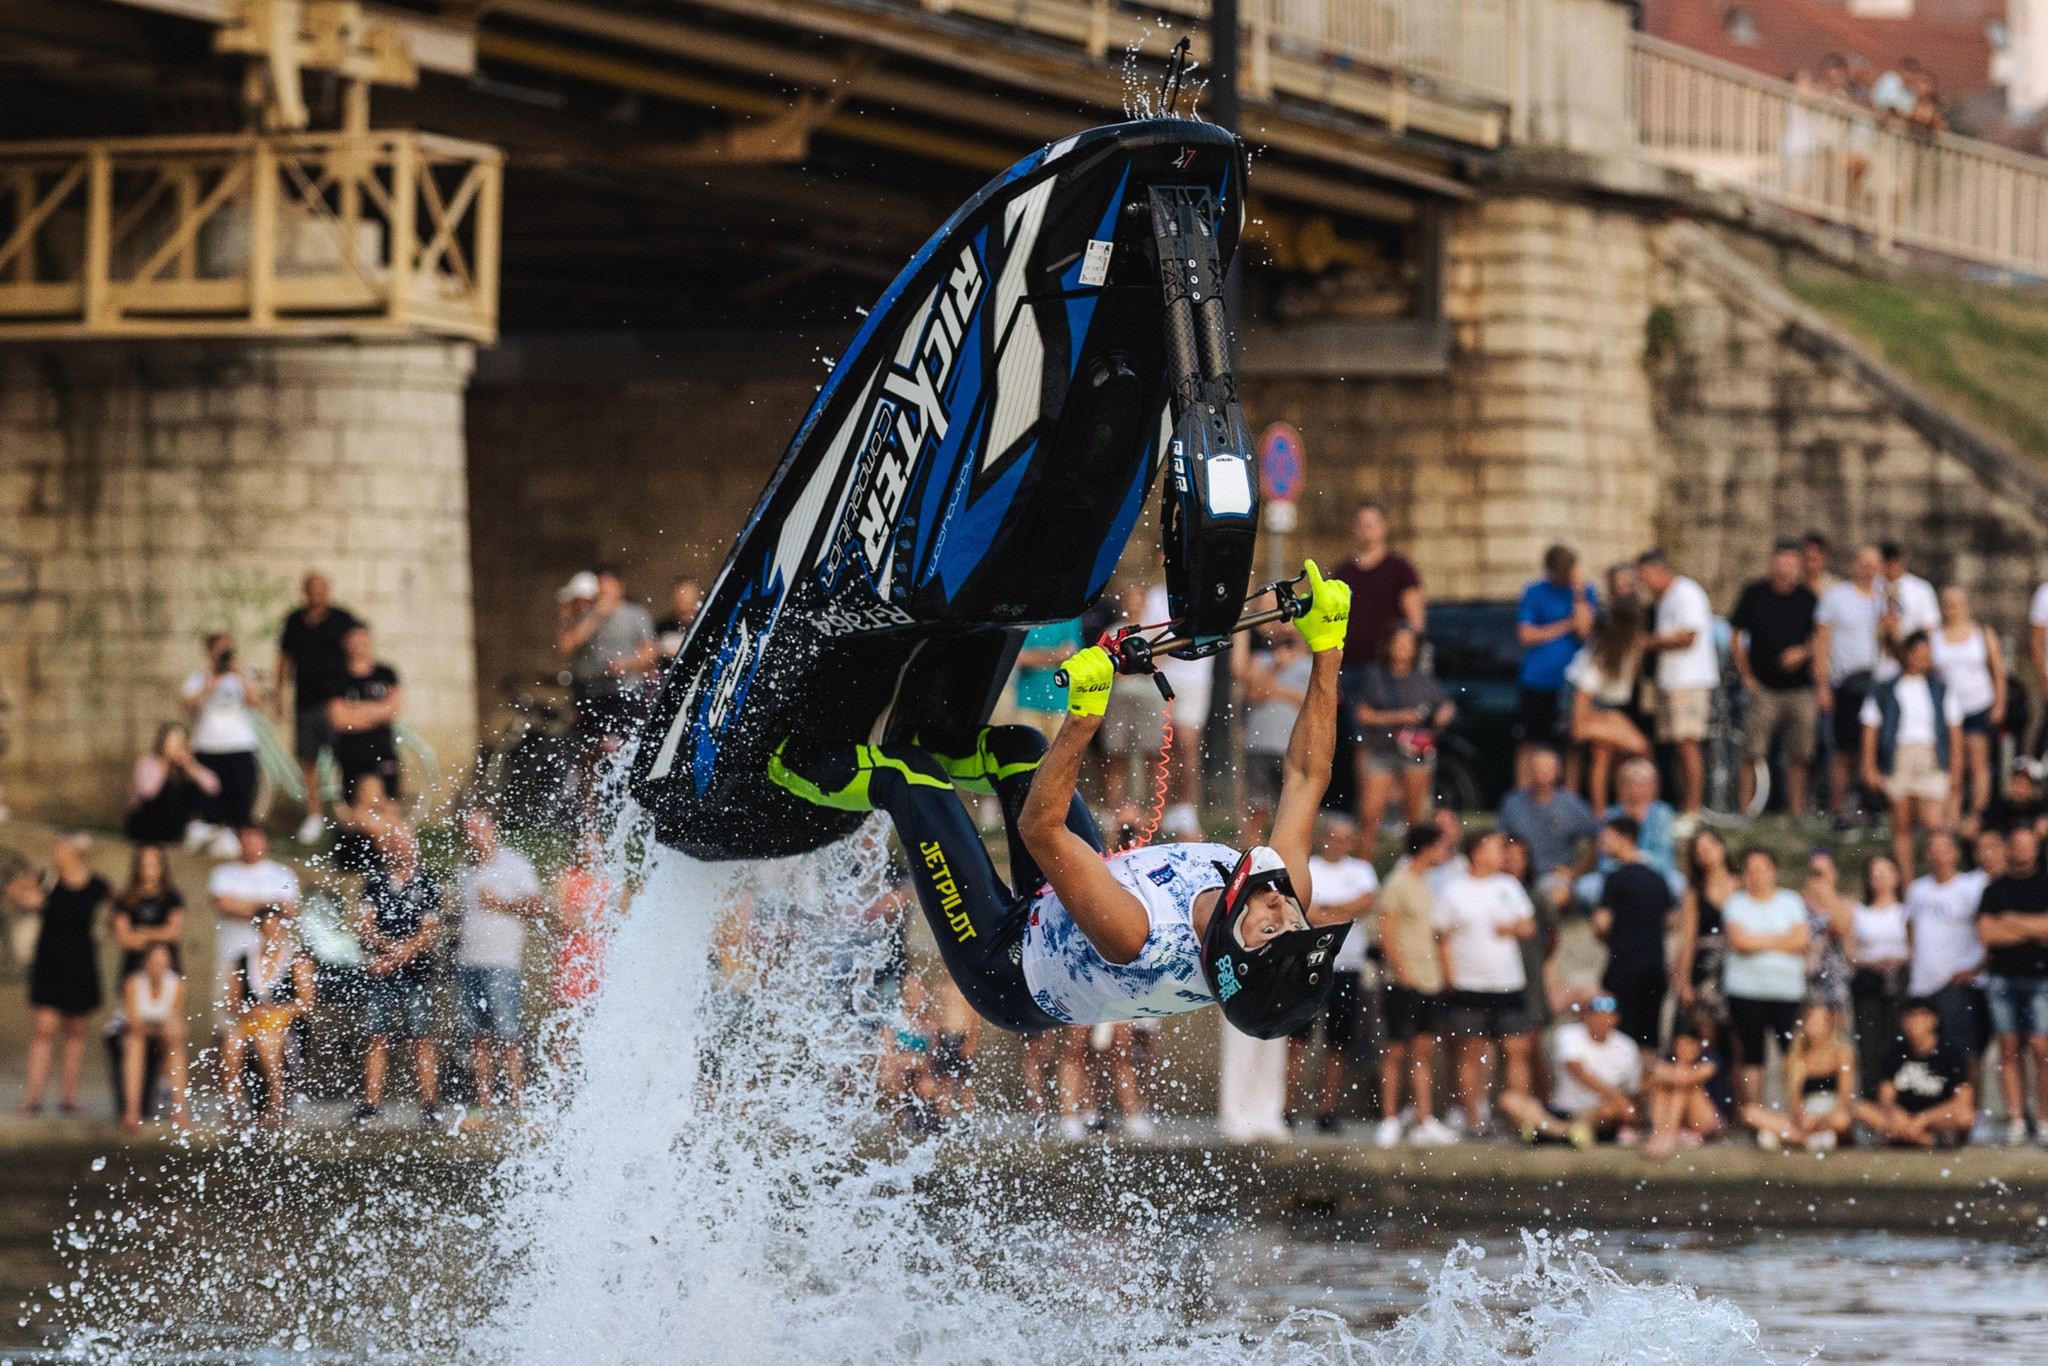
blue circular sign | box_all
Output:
[1258,422,1305,502]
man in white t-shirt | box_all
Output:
[1499,995,1642,1147]
[1905,830,1991,1091]
[206,827,300,993]
[1288,817,1380,1132]
[1432,829,1536,1133]
[453,810,543,1115]
[1860,631,1965,879]
[1637,550,1717,816]
[1878,543,1941,671]
[1815,545,1887,823]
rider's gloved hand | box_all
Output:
[1061,646,1115,718]
[1295,559,1352,655]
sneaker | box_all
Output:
[1518,1120,1540,1145]
[1804,1130,1838,1153]
[1028,1111,1053,1140]
[208,827,242,860]
[419,1104,445,1129]
[183,820,215,852]
[2035,1124,2048,1149]
[296,814,325,845]
[1372,1116,1404,1149]
[1444,1108,1470,1135]
[1060,1116,1088,1142]
[1615,1126,1643,1148]
[349,1103,379,1126]
[1408,1117,1461,1147]
[2008,1120,2032,1148]
[1313,1112,1340,1135]
[1970,1115,1997,1147]
[1756,1128,1781,1152]
[1566,1119,1596,1150]
[1124,1113,1156,1140]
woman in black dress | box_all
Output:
[10,834,110,1115]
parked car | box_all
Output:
[1422,600,1521,811]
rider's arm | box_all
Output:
[1277,652,1342,920]
[1017,709,1150,964]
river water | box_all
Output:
[2,828,2044,1363]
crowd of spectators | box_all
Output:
[2,565,654,1133]
[18,522,2048,1162]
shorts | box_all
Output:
[1099,685,1167,757]
[1829,673,1873,755]
[1382,984,1441,1043]
[1514,688,1561,746]
[1443,989,1532,1040]
[1655,686,1711,744]
[1885,743,1949,806]
[1242,751,1285,811]
[1601,963,1668,1052]
[455,964,522,1040]
[1744,687,1818,766]
[341,753,401,802]
[294,706,334,763]
[1985,976,2048,1040]
[1924,981,1990,1057]
[1961,708,1994,737]
[1289,971,1366,1056]
[1727,994,1800,1065]
[363,972,435,1041]
[1364,743,1434,777]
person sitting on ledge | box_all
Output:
[1498,994,1642,1149]
[1852,999,1974,1148]
[1640,1015,1725,1161]
[769,562,1370,1041]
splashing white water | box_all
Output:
[35,818,1769,1364]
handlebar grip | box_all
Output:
[1053,668,1069,688]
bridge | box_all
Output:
[2,0,2047,820]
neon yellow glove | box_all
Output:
[1061,645,1115,718]
[1295,559,1352,654]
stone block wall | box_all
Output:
[0,341,477,823]
[1252,195,1660,600]
[1646,222,2048,631]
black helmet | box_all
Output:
[1199,846,1351,1040]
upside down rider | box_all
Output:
[768,561,1364,1039]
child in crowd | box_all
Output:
[119,942,189,1131]
[1742,1002,1856,1152]
[1642,1017,1725,1160]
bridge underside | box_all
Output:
[1,0,1485,330]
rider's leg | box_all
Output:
[772,740,1054,1031]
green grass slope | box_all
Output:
[1786,273,2048,463]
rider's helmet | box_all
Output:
[1199,845,1350,1040]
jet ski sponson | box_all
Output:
[634,121,1255,860]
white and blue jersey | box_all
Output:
[1019,841,1235,1025]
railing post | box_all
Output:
[82,147,112,329]
[250,137,278,325]
[474,152,502,337]
[1246,0,1271,100]
[388,133,416,328]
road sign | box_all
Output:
[1258,422,1304,502]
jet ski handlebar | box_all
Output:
[1053,574,1310,696]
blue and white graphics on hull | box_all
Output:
[831,245,987,594]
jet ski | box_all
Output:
[633,117,1261,860]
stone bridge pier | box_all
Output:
[0,342,477,824]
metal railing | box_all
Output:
[1630,32,2048,278]
[0,129,502,341]
[923,0,1512,145]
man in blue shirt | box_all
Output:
[1515,545,1597,767]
